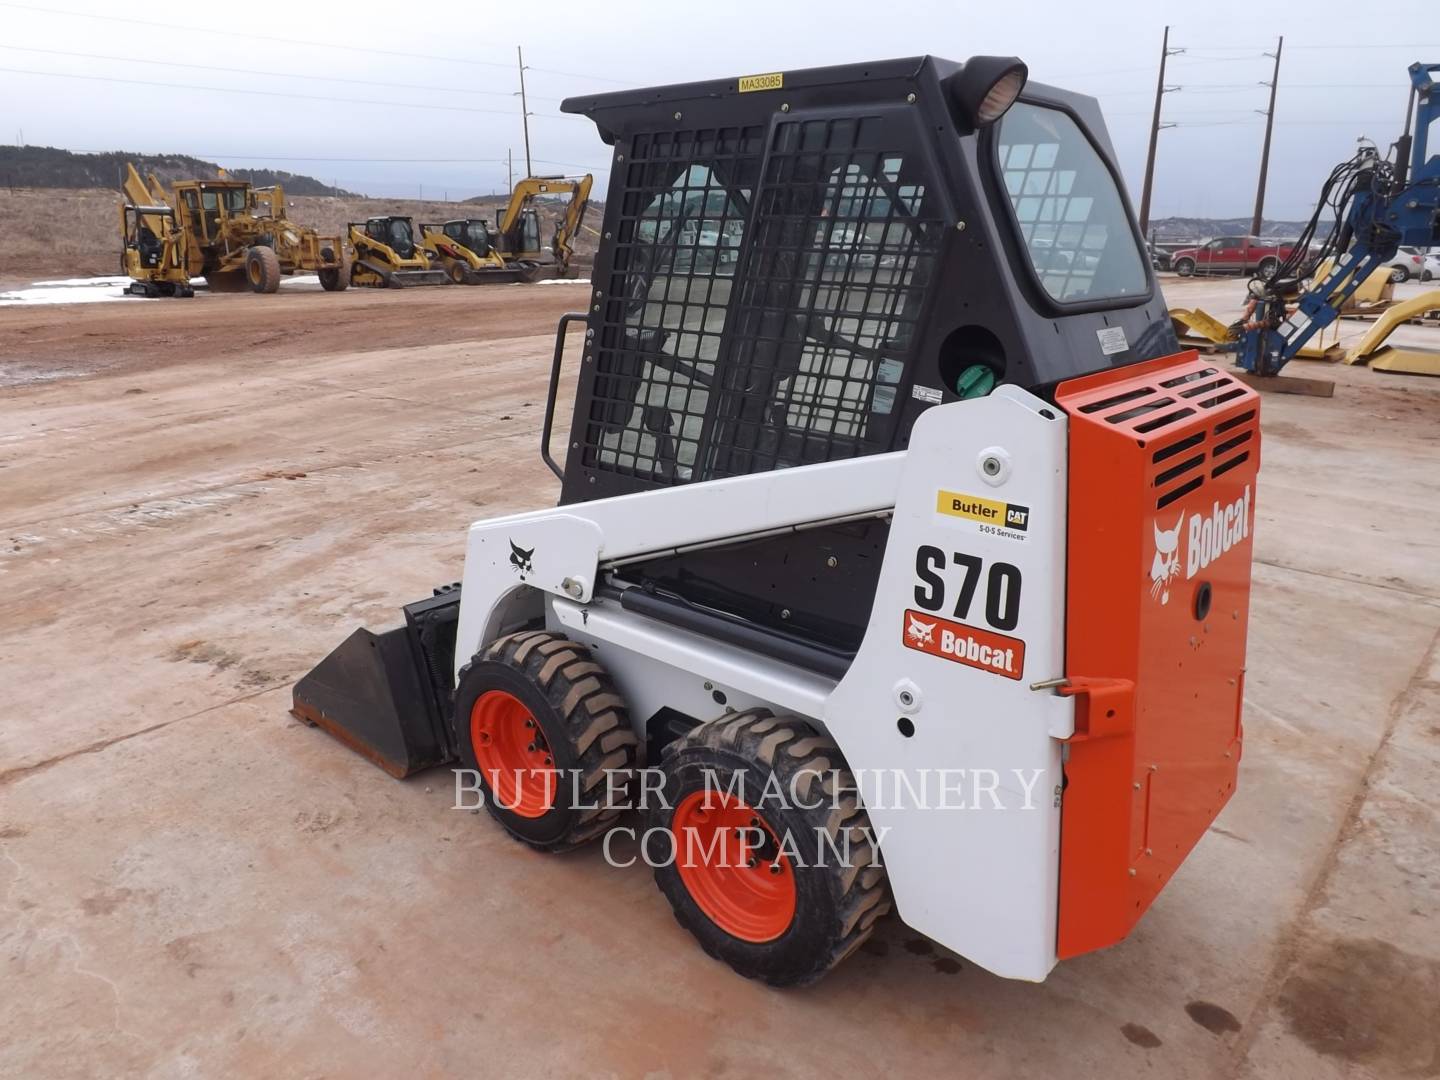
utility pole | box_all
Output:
[1250,36,1283,238]
[517,46,533,179]
[1138,25,1182,236]
[507,148,513,192]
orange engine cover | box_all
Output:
[1054,351,1259,959]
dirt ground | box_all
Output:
[2,276,1438,1078]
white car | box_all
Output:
[1387,246,1439,283]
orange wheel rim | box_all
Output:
[470,690,556,819]
[672,791,796,942]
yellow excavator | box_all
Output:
[120,164,349,294]
[119,185,193,298]
[491,174,593,282]
[347,216,451,288]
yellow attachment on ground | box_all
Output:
[1345,289,1440,376]
[1309,258,1394,312]
[1169,307,1234,345]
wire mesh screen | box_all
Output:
[582,112,940,487]
[586,127,763,483]
[705,116,941,478]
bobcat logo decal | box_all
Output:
[1150,513,1183,604]
[508,539,535,576]
[906,613,936,646]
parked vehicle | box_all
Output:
[1146,241,1171,271]
[1386,246,1438,282]
[1170,235,1301,278]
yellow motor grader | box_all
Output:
[121,164,349,294]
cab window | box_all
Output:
[996,102,1147,304]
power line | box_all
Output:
[0,43,566,102]
[0,66,588,119]
[528,65,636,87]
[70,150,612,172]
[0,0,629,85]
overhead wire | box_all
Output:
[0,0,633,84]
[0,66,589,119]
[0,43,566,102]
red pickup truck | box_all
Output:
[1170,236,1300,277]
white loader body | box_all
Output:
[456,387,1073,980]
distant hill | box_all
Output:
[0,145,355,196]
[1149,215,1329,242]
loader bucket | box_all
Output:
[390,268,452,288]
[291,587,461,778]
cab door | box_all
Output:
[1197,239,1222,274]
[1216,237,1245,272]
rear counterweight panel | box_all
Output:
[1055,351,1259,957]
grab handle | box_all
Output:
[542,312,588,480]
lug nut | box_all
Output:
[524,719,535,729]
[768,861,782,875]
[528,742,538,753]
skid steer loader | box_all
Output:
[417,219,526,284]
[348,216,451,288]
[293,55,1259,986]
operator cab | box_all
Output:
[176,182,248,243]
[494,207,542,256]
[558,55,1174,506]
[443,219,493,254]
[552,54,1177,650]
[123,205,174,268]
[365,216,417,259]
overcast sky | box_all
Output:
[0,0,1431,220]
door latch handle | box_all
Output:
[1050,675,1135,741]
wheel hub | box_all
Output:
[672,791,796,942]
[469,690,556,818]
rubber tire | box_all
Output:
[647,709,891,986]
[1174,257,1196,278]
[318,252,350,292]
[446,261,468,285]
[1256,256,1280,279]
[454,631,639,852]
[1389,266,1410,284]
[245,246,282,294]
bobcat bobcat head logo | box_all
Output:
[1150,513,1184,604]
[508,539,534,576]
[906,613,936,646]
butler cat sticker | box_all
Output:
[936,489,1030,540]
